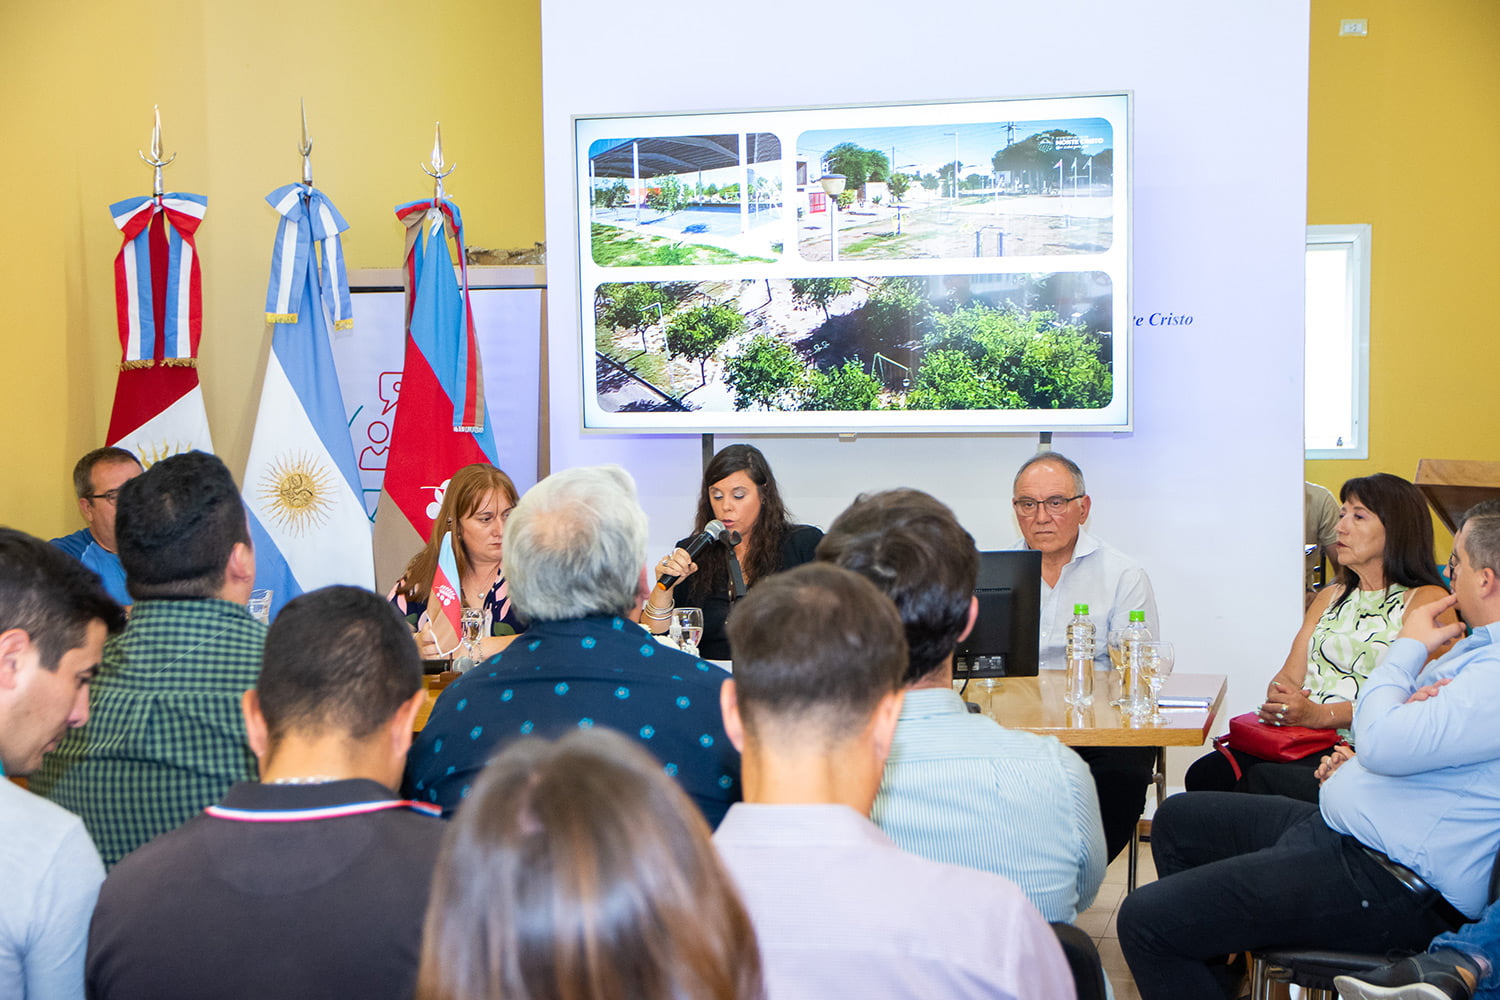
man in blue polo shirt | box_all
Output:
[50,447,142,608]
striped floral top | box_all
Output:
[1306,583,1410,741]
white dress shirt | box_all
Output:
[1012,526,1159,670]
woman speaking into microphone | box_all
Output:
[641,445,822,660]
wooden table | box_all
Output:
[415,673,457,731]
[960,671,1227,746]
[961,670,1227,891]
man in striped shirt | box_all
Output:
[819,488,1107,923]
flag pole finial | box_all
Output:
[298,98,314,186]
[421,121,455,202]
[138,104,177,198]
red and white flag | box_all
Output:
[372,198,501,584]
[429,530,465,656]
[106,193,214,462]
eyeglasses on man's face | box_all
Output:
[86,489,122,506]
[1011,494,1085,517]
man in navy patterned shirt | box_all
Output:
[403,465,740,826]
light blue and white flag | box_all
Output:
[243,184,373,618]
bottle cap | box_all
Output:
[1073,604,1089,615]
[1129,610,1146,622]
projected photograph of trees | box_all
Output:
[593,272,1113,413]
[795,119,1113,262]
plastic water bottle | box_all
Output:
[1122,609,1153,713]
[1065,604,1095,706]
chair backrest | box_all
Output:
[1051,922,1106,1000]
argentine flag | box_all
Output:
[243,184,373,619]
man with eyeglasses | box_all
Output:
[1011,450,1159,861]
[50,447,143,608]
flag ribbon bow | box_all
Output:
[395,198,485,433]
[264,183,353,330]
[109,193,208,368]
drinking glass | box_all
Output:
[247,589,273,624]
[673,607,705,655]
[456,608,485,673]
[1106,628,1130,707]
[1138,641,1176,725]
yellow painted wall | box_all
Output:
[0,0,543,538]
[1306,1,1500,552]
[8,2,1482,549]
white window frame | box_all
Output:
[1305,223,1371,460]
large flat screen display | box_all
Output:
[574,93,1130,432]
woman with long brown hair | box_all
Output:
[1185,472,1457,799]
[643,444,822,660]
[388,462,522,660]
[416,728,764,1000]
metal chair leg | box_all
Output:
[1127,747,1167,894]
[1249,954,1273,1000]
[1153,746,1167,806]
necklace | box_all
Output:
[267,775,342,786]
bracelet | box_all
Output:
[642,602,674,620]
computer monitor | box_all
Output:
[953,550,1042,679]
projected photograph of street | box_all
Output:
[592,271,1113,413]
[794,120,1113,262]
[586,133,784,266]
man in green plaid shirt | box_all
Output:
[31,451,266,868]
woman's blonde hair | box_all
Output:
[396,463,517,604]
[416,729,763,1000]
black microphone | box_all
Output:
[657,519,730,590]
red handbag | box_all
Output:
[1212,711,1343,781]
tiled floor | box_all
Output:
[1076,841,1156,1000]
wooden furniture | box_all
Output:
[1415,458,1500,534]
[415,672,458,731]
[959,671,1226,746]
[961,671,1227,890]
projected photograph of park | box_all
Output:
[586,133,784,266]
[592,271,1113,414]
[795,120,1113,263]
